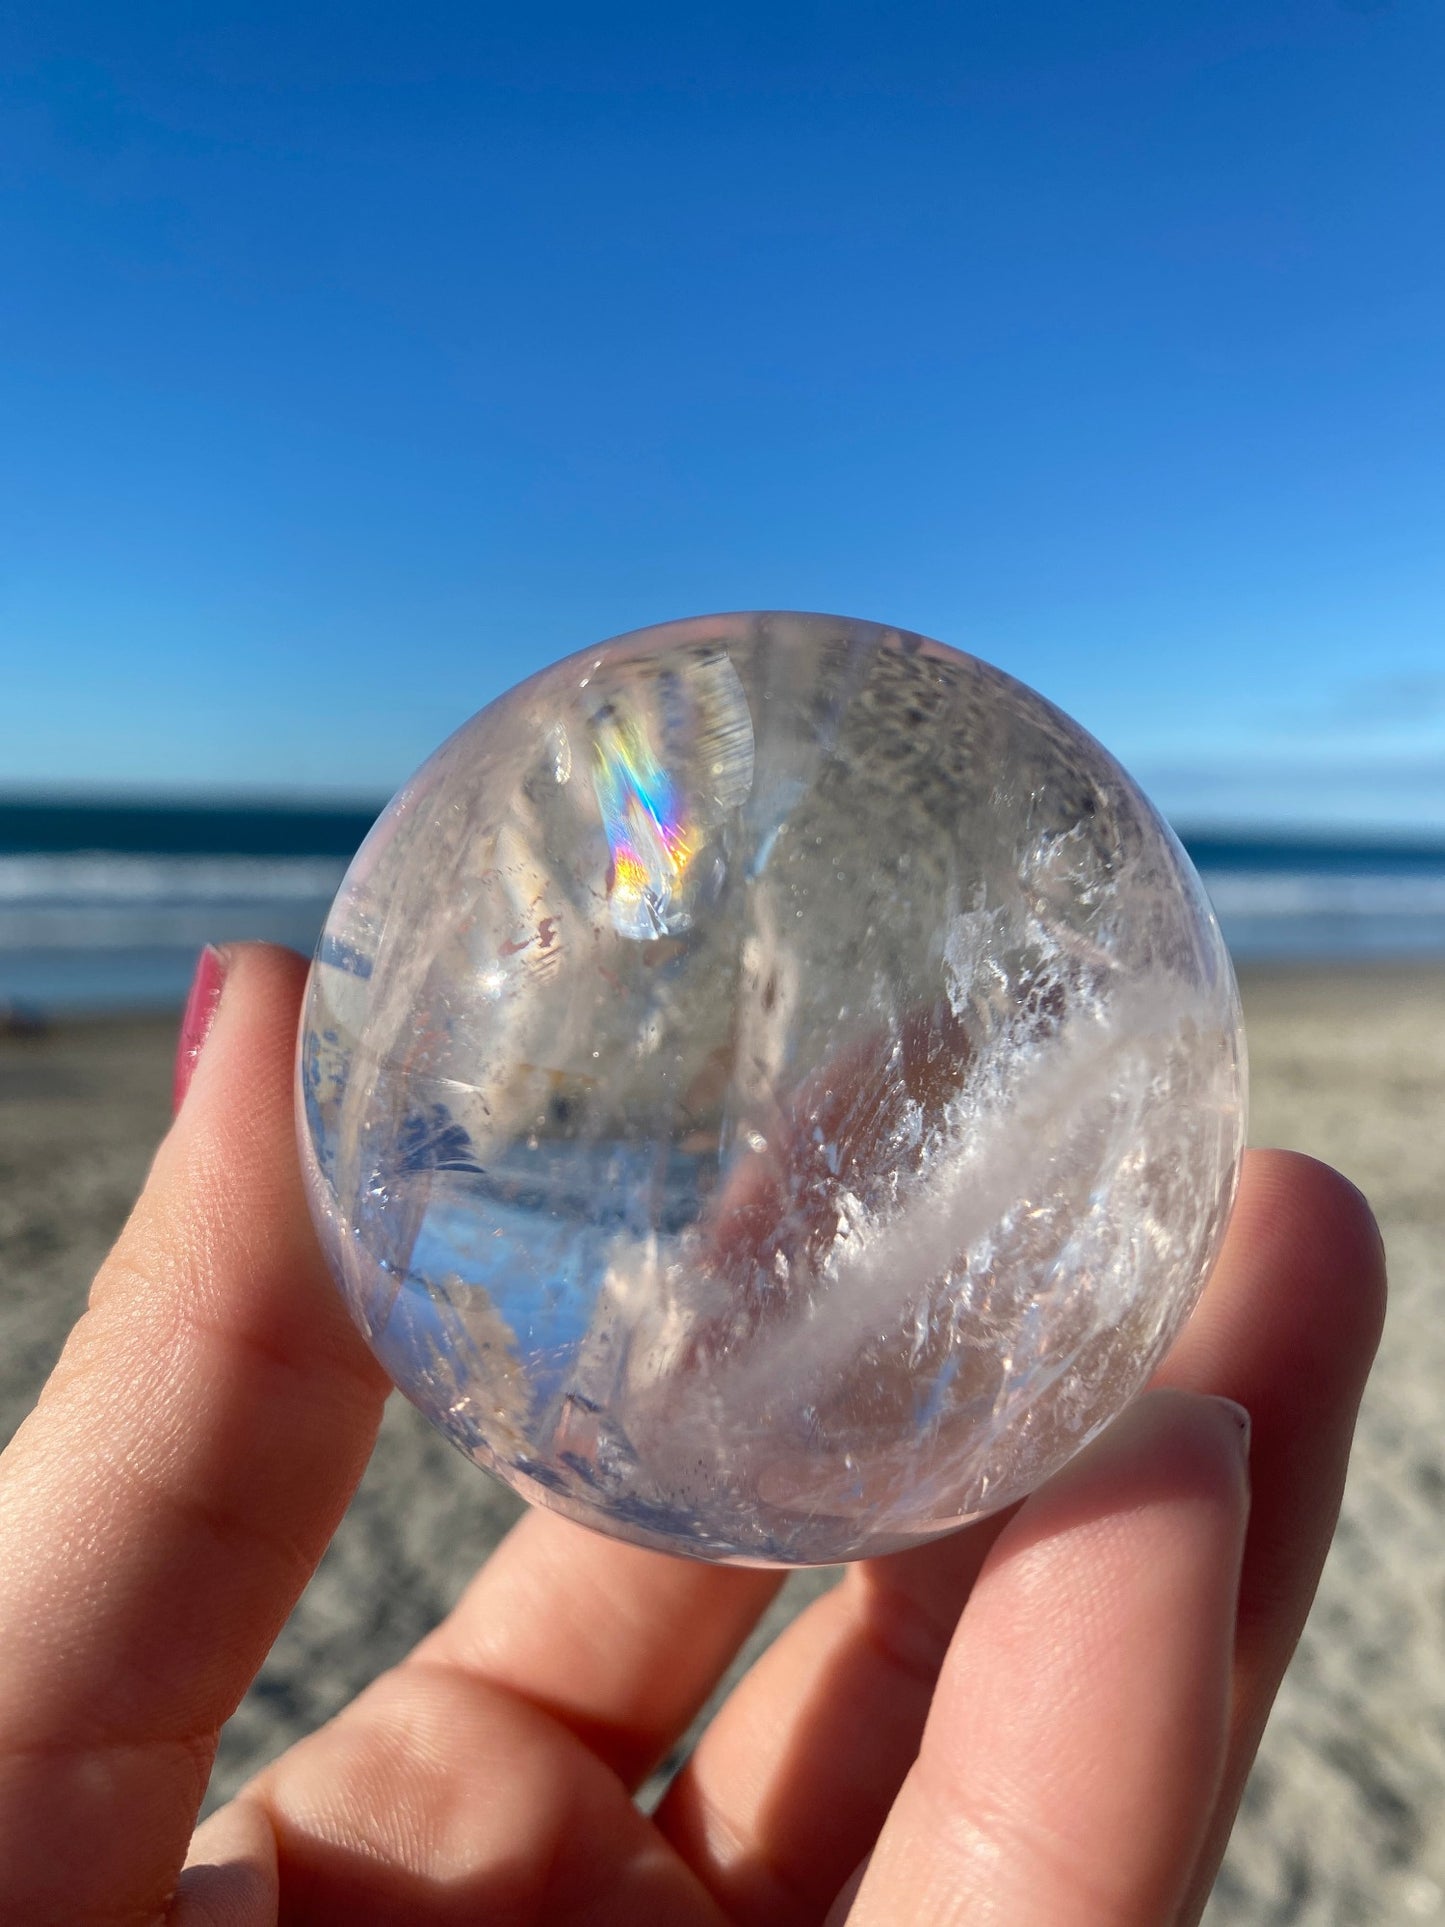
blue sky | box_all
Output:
[2,0,1442,831]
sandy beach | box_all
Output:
[1,964,1439,1923]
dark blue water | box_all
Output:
[0,797,378,859]
[2,796,1442,1014]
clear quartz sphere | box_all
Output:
[298,613,1245,1565]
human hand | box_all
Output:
[0,944,1385,1925]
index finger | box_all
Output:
[0,944,388,1926]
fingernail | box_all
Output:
[173,945,228,1114]
[1209,1396,1252,1459]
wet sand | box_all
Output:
[0,965,1439,1922]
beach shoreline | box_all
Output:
[2,963,1441,1922]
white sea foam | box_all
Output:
[0,854,345,955]
[0,853,347,908]
[1202,868,1445,919]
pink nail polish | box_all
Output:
[173,945,228,1114]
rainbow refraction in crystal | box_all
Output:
[590,703,695,938]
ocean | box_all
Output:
[2,797,1443,1016]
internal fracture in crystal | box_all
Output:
[297,612,1246,1565]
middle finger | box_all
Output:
[412,1506,783,1786]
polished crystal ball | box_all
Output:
[298,613,1245,1564]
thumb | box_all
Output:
[0,943,387,1926]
